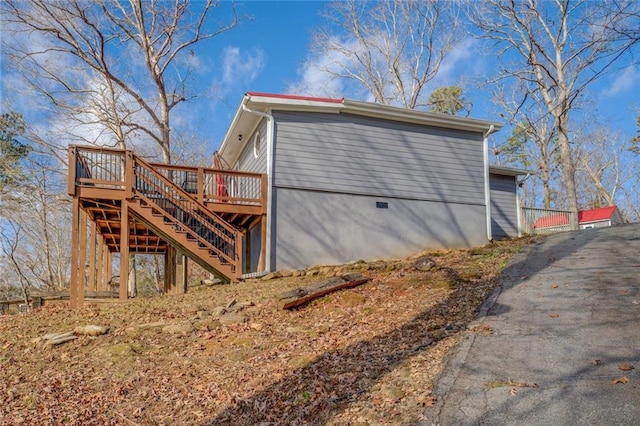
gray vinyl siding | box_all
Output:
[236,119,268,173]
[490,173,518,239]
[271,187,487,270]
[272,112,485,205]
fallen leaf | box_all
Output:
[549,314,559,318]
[592,359,601,366]
[612,376,629,384]
[619,362,635,371]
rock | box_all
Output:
[250,322,263,331]
[219,313,248,325]
[193,320,221,331]
[162,324,193,334]
[279,270,294,278]
[306,269,319,277]
[261,271,282,281]
[211,306,227,317]
[195,310,209,319]
[414,256,437,272]
[291,270,302,277]
[136,321,166,329]
[226,299,237,309]
[74,325,109,336]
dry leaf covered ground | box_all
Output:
[1,238,532,425]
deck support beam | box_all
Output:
[164,247,187,294]
[88,224,97,291]
[259,214,267,272]
[119,201,129,300]
[70,198,81,308]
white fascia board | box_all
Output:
[245,94,345,112]
[489,165,532,176]
[343,99,503,134]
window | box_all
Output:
[253,131,261,159]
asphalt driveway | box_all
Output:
[422,223,640,425]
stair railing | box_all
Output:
[132,156,241,269]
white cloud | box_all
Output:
[222,46,266,85]
[435,38,479,85]
[603,66,637,97]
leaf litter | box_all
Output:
[0,238,532,425]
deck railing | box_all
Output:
[68,145,266,210]
[521,207,577,235]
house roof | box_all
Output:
[579,206,618,223]
[533,205,618,229]
[219,92,503,166]
[489,165,530,176]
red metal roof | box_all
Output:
[533,206,618,229]
[245,92,344,104]
[578,206,617,223]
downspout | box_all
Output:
[242,103,274,273]
[483,125,496,242]
[516,173,531,237]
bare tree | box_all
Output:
[0,222,33,310]
[574,128,636,212]
[307,0,464,109]
[493,87,559,209]
[470,0,640,229]
[2,0,238,162]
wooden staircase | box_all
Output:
[68,145,267,307]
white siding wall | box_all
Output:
[236,119,268,173]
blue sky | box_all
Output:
[1,1,638,157]
[177,0,639,154]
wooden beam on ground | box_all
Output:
[277,273,370,309]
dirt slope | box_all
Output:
[0,238,531,425]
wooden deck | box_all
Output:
[68,145,267,307]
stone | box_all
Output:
[219,313,248,325]
[211,306,227,317]
[162,324,193,334]
[291,270,302,277]
[414,256,437,272]
[74,325,109,336]
[193,320,220,331]
[195,310,209,319]
[279,270,294,277]
[261,271,282,281]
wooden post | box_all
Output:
[88,224,97,291]
[77,208,88,307]
[104,247,112,291]
[67,146,76,196]
[259,214,267,272]
[96,234,104,291]
[70,197,80,308]
[119,201,129,300]
[164,248,173,294]
[197,167,204,203]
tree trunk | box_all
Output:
[556,116,579,230]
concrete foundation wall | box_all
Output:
[271,187,487,270]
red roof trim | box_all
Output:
[246,92,344,104]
